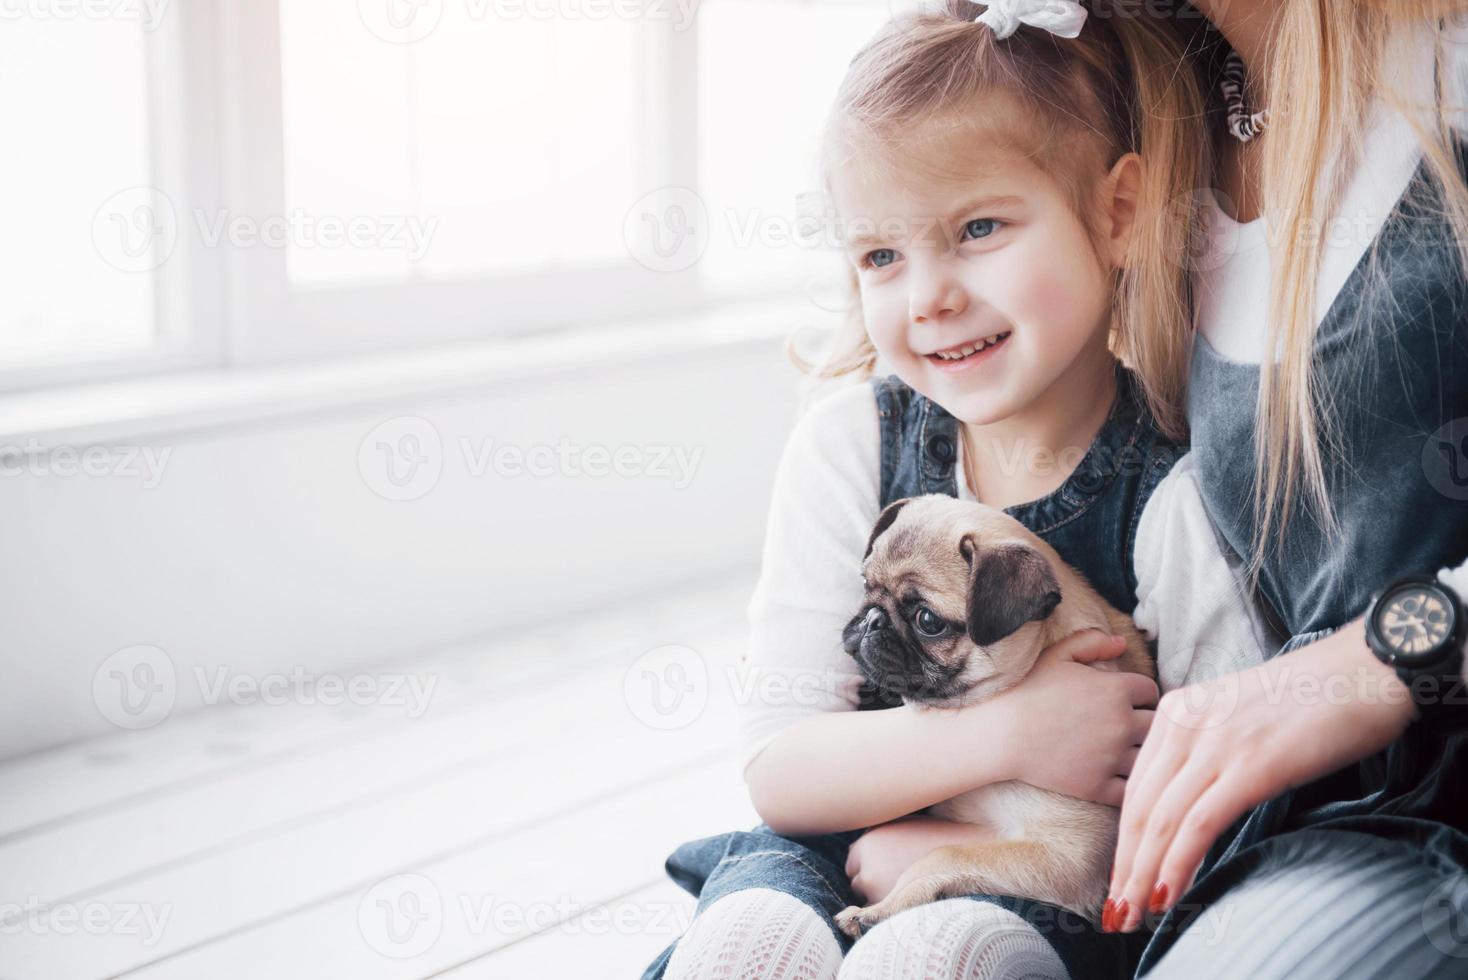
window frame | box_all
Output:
[4,0,716,390]
[0,1,226,393]
[217,1,709,366]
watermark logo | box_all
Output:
[93,644,177,730]
[358,873,443,958]
[624,187,709,273]
[93,186,179,274]
[1423,873,1468,959]
[357,0,443,43]
[1424,418,1468,502]
[359,416,445,502]
[1155,659,1242,732]
[623,644,708,729]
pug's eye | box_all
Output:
[913,606,948,638]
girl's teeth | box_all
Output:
[934,332,1010,360]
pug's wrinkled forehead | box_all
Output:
[861,494,1029,570]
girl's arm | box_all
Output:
[747,629,1155,837]
[740,382,1156,837]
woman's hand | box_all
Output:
[1103,616,1417,932]
[984,630,1159,806]
[846,814,995,904]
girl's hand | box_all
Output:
[846,814,995,904]
[984,629,1159,806]
[1103,617,1417,933]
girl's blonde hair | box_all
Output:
[1239,0,1468,583]
[793,0,1213,442]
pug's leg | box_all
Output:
[838,899,1069,980]
[834,840,1100,937]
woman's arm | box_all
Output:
[1103,616,1416,933]
[1105,548,1468,932]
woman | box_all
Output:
[1093,1,1468,975]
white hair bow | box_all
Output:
[975,0,1088,40]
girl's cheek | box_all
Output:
[1004,240,1104,337]
[862,282,910,360]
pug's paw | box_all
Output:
[834,903,886,938]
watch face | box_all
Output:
[1376,584,1457,663]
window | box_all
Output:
[698,0,893,293]
[2,0,891,389]
[0,16,168,375]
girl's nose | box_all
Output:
[909,267,968,323]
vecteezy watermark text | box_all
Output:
[92,644,439,730]
[0,898,173,946]
[358,416,704,502]
[356,873,694,959]
[93,187,439,274]
[356,0,701,45]
[1,440,172,489]
[0,0,170,29]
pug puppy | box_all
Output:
[833,494,1154,937]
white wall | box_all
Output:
[0,338,800,760]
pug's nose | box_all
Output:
[862,607,888,634]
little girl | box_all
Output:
[643,3,1269,978]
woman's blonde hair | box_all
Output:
[792,0,1213,442]
[1238,0,1468,582]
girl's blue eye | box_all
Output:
[962,218,1001,241]
[864,248,898,269]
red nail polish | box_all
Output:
[1149,882,1169,915]
[1101,897,1116,932]
[1113,897,1131,932]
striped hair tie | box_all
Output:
[1221,50,1269,143]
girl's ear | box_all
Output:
[1100,152,1144,270]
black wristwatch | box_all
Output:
[1364,575,1467,731]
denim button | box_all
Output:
[1070,463,1105,495]
[927,434,955,464]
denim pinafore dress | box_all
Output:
[1135,145,1468,972]
[639,361,1183,980]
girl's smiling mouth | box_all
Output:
[925,331,1012,371]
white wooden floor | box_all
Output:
[0,575,760,980]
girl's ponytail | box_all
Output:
[1097,1,1212,440]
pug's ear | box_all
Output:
[960,535,1062,646]
[863,498,912,561]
